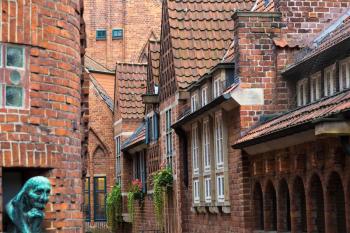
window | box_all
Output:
[112,29,123,40]
[216,175,224,203]
[133,151,147,192]
[193,179,200,203]
[201,87,208,106]
[6,45,25,69]
[191,94,198,112]
[324,65,335,96]
[94,177,107,221]
[96,29,107,40]
[215,114,224,169]
[116,136,121,185]
[203,120,210,171]
[192,124,199,174]
[165,109,173,167]
[204,177,211,203]
[213,79,222,98]
[297,79,308,106]
[310,73,321,102]
[84,178,91,221]
[340,58,350,91]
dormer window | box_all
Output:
[191,93,198,112]
[213,79,222,98]
[324,65,335,96]
[201,87,208,107]
[339,58,350,91]
[297,78,308,107]
[310,72,321,102]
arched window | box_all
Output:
[253,182,264,230]
[292,177,307,233]
[308,174,325,233]
[265,181,277,231]
[326,172,346,233]
[278,179,291,231]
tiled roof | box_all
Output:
[115,63,147,119]
[235,90,350,147]
[122,122,146,150]
[222,40,235,63]
[149,40,161,87]
[90,75,114,111]
[167,0,253,89]
[84,55,115,74]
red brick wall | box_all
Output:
[0,0,84,231]
[84,0,161,69]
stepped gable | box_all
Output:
[115,62,147,119]
[167,0,253,89]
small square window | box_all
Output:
[6,46,24,68]
[6,86,23,108]
[96,30,107,40]
[112,29,123,40]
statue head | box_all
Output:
[6,176,51,233]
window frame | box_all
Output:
[93,176,107,221]
[310,72,321,102]
[216,175,225,203]
[191,93,198,112]
[324,65,335,97]
[192,123,199,174]
[115,136,122,185]
[339,57,350,91]
[193,179,200,204]
[297,78,308,107]
[112,28,123,40]
[215,113,224,169]
[213,78,222,98]
[201,86,208,107]
[202,119,210,172]
[5,45,25,70]
[165,109,173,167]
[204,177,211,203]
[96,29,107,41]
[84,177,91,222]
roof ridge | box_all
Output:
[89,75,114,111]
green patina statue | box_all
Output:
[6,176,51,233]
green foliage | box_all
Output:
[152,167,173,228]
[127,179,143,224]
[127,191,135,224]
[106,184,122,231]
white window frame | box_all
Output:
[201,87,208,107]
[216,175,224,203]
[215,113,224,169]
[204,177,211,203]
[193,179,200,204]
[192,123,199,174]
[339,58,350,91]
[202,120,210,171]
[297,78,308,106]
[310,72,321,102]
[191,94,198,112]
[324,65,335,96]
[213,79,222,98]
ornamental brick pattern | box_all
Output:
[0,0,85,232]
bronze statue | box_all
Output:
[6,176,51,233]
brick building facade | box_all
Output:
[83,0,162,70]
[0,0,86,232]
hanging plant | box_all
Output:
[152,166,173,228]
[127,179,143,224]
[106,184,122,232]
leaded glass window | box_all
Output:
[6,46,24,68]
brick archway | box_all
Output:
[278,179,291,232]
[264,181,277,231]
[253,182,264,230]
[326,172,346,233]
[308,174,325,233]
[292,176,307,233]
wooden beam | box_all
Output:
[315,120,350,136]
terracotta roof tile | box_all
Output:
[149,40,160,86]
[235,90,350,146]
[116,63,147,119]
[84,55,115,73]
[167,0,253,89]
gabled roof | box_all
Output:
[137,31,160,63]
[84,55,115,74]
[90,75,114,111]
[115,63,147,119]
[165,0,253,89]
[234,90,350,148]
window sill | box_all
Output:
[191,203,231,214]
